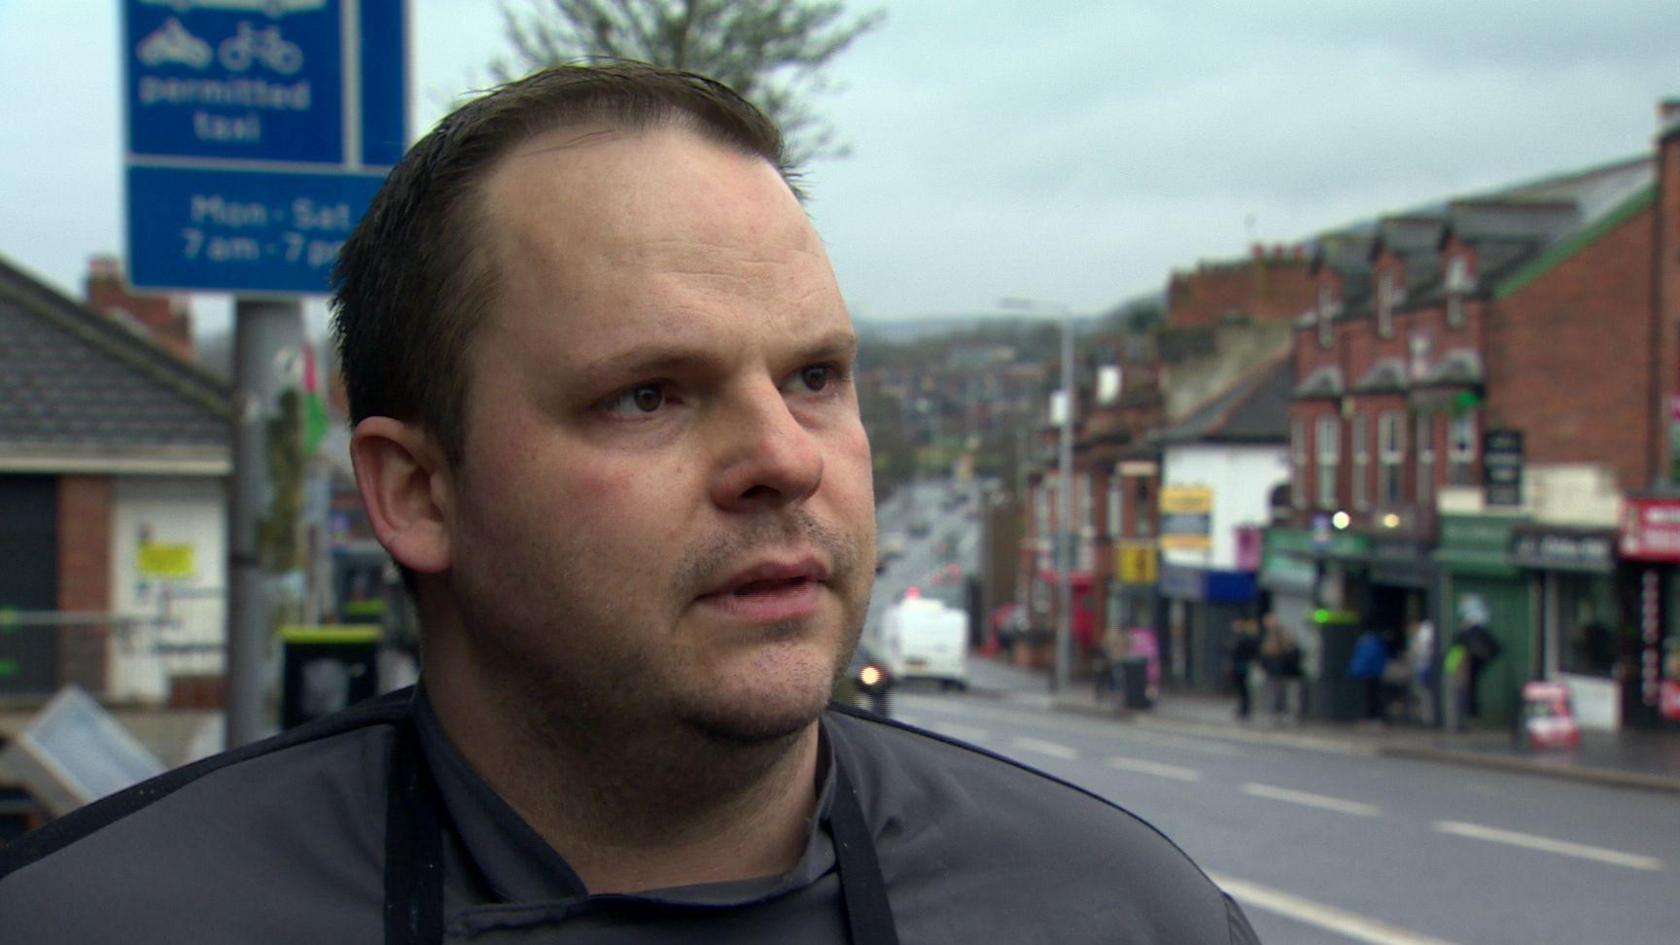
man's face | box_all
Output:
[439,125,875,743]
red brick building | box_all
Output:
[1272,103,1680,729]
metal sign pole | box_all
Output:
[226,298,305,748]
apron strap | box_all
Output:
[384,721,444,945]
[829,760,902,945]
[383,716,898,945]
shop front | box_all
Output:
[1433,514,1532,726]
[1618,497,1680,729]
[1158,562,1258,692]
[1511,525,1626,730]
[1261,523,1370,720]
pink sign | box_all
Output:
[1621,497,1680,562]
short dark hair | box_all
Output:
[331,61,791,466]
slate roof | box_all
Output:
[1308,154,1653,322]
[0,256,230,468]
[1155,357,1293,445]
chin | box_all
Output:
[678,658,837,745]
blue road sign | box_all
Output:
[123,0,407,293]
[127,164,384,293]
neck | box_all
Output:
[423,651,823,895]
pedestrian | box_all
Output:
[1348,627,1390,727]
[1259,613,1302,725]
[0,63,1258,944]
[1229,617,1262,720]
[1449,595,1503,728]
[1407,618,1437,726]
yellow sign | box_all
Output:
[137,542,196,579]
[1160,485,1213,552]
[1159,485,1213,515]
[1116,544,1159,584]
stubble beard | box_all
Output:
[464,510,871,759]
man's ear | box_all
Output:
[350,417,453,575]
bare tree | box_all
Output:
[492,0,884,167]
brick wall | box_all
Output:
[56,475,111,694]
[1167,246,1316,330]
[1486,204,1657,490]
[1657,123,1680,478]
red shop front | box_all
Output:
[1619,497,1680,728]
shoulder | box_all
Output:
[825,706,1254,943]
[0,690,409,943]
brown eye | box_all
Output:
[800,365,832,391]
[632,385,665,412]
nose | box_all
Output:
[709,381,825,511]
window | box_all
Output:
[1316,285,1335,349]
[1448,411,1478,485]
[1351,414,1370,511]
[1315,415,1340,510]
[1376,270,1397,338]
[1445,256,1470,328]
[1290,418,1307,509]
[1416,414,1435,509]
[1107,473,1123,537]
[1378,411,1405,505]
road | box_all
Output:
[889,678,1676,945]
[868,481,1678,945]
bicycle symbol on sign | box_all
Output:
[219,21,302,74]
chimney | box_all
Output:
[1661,99,1680,137]
[84,255,195,361]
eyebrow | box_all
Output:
[574,329,859,390]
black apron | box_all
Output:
[382,720,899,945]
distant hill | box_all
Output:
[855,313,1098,344]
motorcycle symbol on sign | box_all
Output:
[137,17,214,69]
[219,21,303,74]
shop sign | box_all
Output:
[1369,538,1434,588]
[1159,485,1213,552]
[1483,429,1524,508]
[1510,527,1615,572]
[1234,526,1263,571]
[1620,497,1680,562]
[1157,563,1205,600]
[1641,571,1661,709]
[137,542,196,579]
[1115,543,1158,585]
[1438,515,1519,553]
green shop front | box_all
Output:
[1432,514,1533,727]
[1260,523,1370,721]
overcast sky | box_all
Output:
[2,0,1676,336]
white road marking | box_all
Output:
[1433,820,1665,871]
[1105,756,1201,781]
[1211,873,1468,945]
[1241,782,1381,817]
[1010,736,1080,760]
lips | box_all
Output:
[696,556,832,623]
[704,558,831,598]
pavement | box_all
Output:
[961,653,1680,796]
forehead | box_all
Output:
[474,124,841,345]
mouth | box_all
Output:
[696,557,832,623]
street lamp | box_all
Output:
[1000,297,1075,694]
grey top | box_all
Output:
[0,688,1259,943]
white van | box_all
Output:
[881,593,969,690]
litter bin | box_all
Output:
[1120,655,1152,710]
[280,625,381,730]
